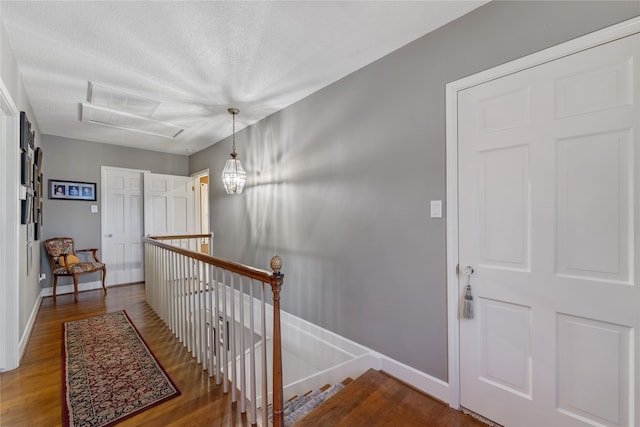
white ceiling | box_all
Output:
[0,1,487,155]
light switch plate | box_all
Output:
[430,200,442,218]
[91,204,98,213]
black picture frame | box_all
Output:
[34,147,42,166]
[20,151,28,185]
[21,193,31,224]
[19,111,29,151]
[49,179,97,201]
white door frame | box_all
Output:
[445,16,640,409]
[191,168,209,235]
[0,79,20,371]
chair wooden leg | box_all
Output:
[101,268,107,295]
[73,274,79,302]
[53,275,58,301]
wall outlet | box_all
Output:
[39,273,46,282]
[91,204,98,213]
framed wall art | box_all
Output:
[49,179,96,201]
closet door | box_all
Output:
[458,34,639,426]
[144,173,194,247]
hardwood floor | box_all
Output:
[0,284,250,427]
[293,369,487,427]
[1,284,485,427]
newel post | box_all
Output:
[270,255,285,427]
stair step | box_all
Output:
[291,369,488,427]
[283,383,344,426]
[268,379,350,426]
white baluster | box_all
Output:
[239,275,246,413]
[230,273,237,403]
[261,282,268,427]
[222,269,229,394]
[249,278,257,425]
[195,260,202,364]
[186,257,193,354]
[208,263,215,376]
[214,265,221,384]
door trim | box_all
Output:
[445,16,640,409]
[190,168,209,236]
[0,78,19,371]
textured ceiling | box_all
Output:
[0,1,487,155]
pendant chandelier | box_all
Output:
[221,107,247,195]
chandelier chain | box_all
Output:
[231,111,236,155]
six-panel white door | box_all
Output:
[458,34,639,426]
[144,172,194,245]
[101,166,145,285]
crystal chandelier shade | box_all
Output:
[222,156,246,194]
[220,108,247,195]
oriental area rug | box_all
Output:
[62,310,180,427]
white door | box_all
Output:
[458,34,639,426]
[102,167,146,285]
[144,172,194,247]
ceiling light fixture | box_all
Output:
[221,108,246,195]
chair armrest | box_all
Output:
[77,248,101,262]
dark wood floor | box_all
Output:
[1,284,485,426]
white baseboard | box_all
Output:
[280,309,373,358]
[18,294,42,363]
[279,353,379,406]
[379,354,449,403]
[279,307,450,404]
[39,280,104,297]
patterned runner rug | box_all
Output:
[62,310,180,427]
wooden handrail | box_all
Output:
[144,235,285,427]
[148,233,213,240]
[145,236,274,283]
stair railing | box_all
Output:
[144,234,284,427]
[147,232,213,254]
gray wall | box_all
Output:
[40,135,189,287]
[190,1,640,381]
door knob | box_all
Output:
[106,234,113,238]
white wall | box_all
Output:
[0,21,43,370]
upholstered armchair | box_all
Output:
[43,237,107,302]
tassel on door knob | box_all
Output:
[462,266,475,320]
